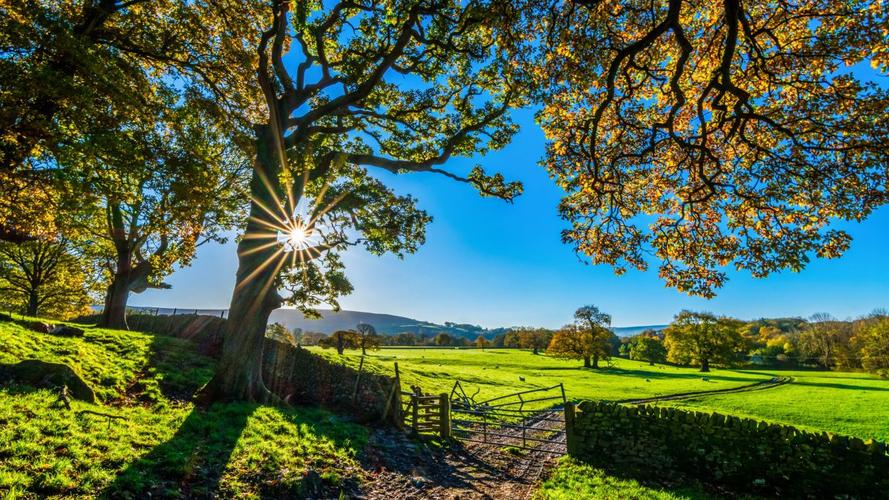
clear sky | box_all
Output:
[135,102,889,329]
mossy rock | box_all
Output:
[0,359,96,403]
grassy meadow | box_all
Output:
[657,370,889,441]
[2,318,887,498]
[0,318,367,498]
[312,346,889,441]
[309,346,772,403]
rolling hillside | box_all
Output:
[126,306,665,339]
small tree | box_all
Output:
[320,330,360,355]
[475,335,490,350]
[391,332,417,346]
[855,317,889,379]
[798,313,855,368]
[574,305,614,368]
[503,331,521,348]
[266,322,294,346]
[517,328,554,355]
[547,324,595,368]
[629,336,667,366]
[0,238,96,318]
[355,323,380,356]
[664,311,745,372]
[434,333,453,347]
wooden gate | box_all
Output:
[401,385,451,438]
[448,381,567,454]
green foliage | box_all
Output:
[0,239,97,319]
[629,336,668,366]
[318,330,361,354]
[0,0,263,241]
[856,317,889,378]
[434,333,454,346]
[266,322,296,346]
[665,311,746,371]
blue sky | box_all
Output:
[136,101,889,328]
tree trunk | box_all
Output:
[592,354,600,369]
[199,125,284,403]
[533,347,539,355]
[26,290,39,317]
[583,355,591,368]
[649,360,655,366]
[700,358,710,372]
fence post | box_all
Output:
[564,401,576,456]
[438,393,450,439]
[411,392,419,435]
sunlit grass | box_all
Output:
[536,458,711,500]
[0,319,367,498]
[308,346,772,404]
[656,370,889,441]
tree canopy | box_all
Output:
[664,311,745,372]
[535,0,889,297]
[0,238,96,318]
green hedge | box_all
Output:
[568,401,889,498]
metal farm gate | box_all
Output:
[448,381,568,455]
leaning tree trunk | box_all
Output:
[200,125,285,403]
[98,250,133,330]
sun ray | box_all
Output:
[235,246,286,290]
[237,239,282,257]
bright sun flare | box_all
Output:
[288,226,309,247]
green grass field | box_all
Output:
[0,318,366,498]
[3,317,887,498]
[312,346,889,441]
[309,346,772,404]
[657,370,889,441]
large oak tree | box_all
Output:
[201,0,527,402]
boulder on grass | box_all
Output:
[0,359,96,403]
[27,321,54,333]
[50,325,85,337]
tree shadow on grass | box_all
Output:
[102,403,255,499]
[788,380,889,392]
[594,366,763,384]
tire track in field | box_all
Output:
[617,375,793,405]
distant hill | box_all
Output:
[126,306,665,339]
[611,325,668,337]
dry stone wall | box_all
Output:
[566,400,889,498]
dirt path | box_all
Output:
[618,375,793,405]
[360,410,565,500]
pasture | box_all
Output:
[658,370,889,441]
[312,346,889,441]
